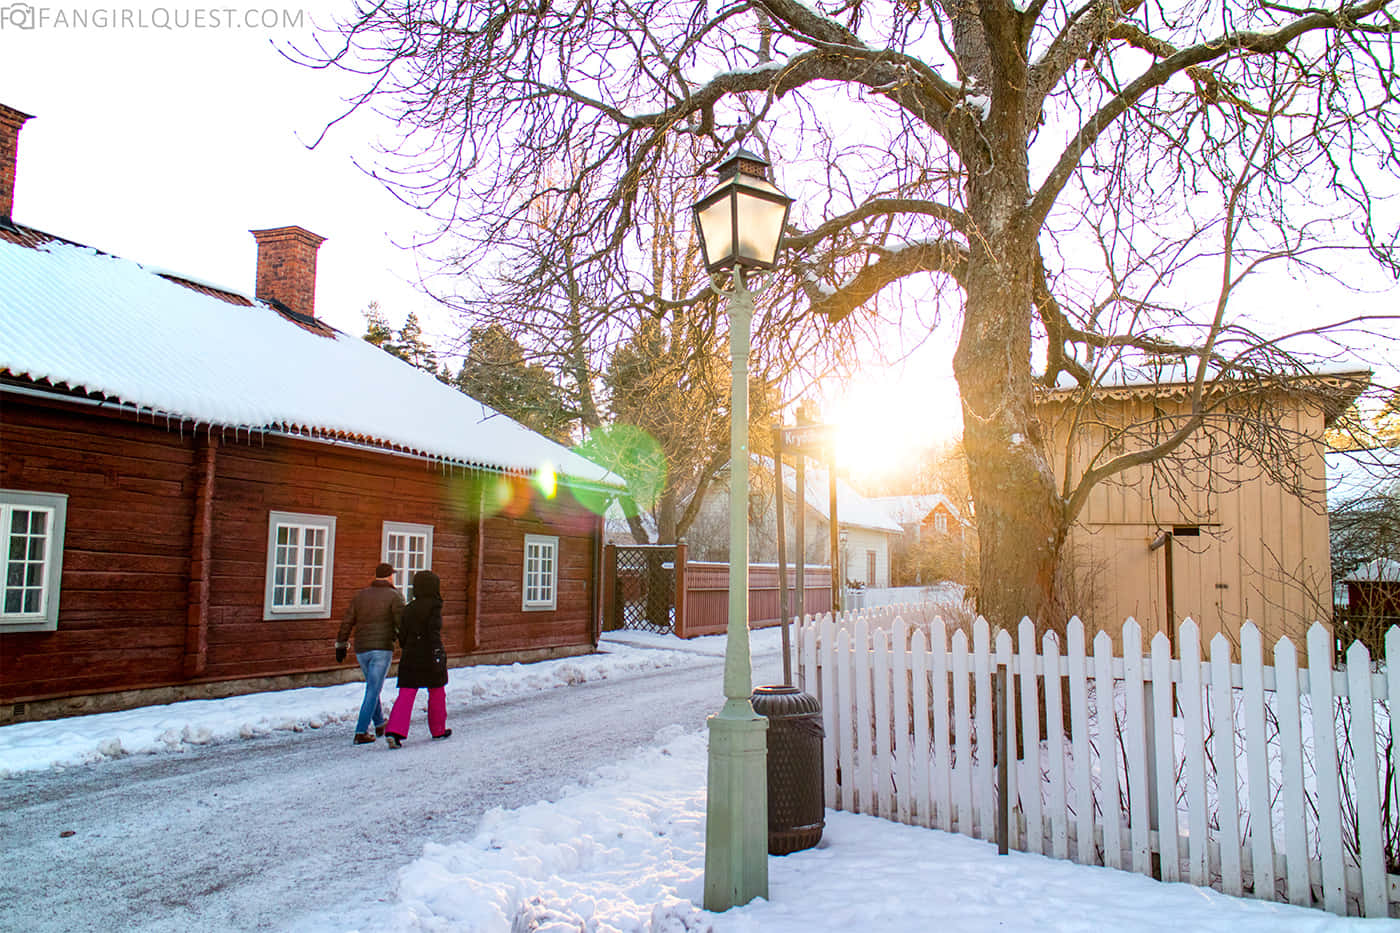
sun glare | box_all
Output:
[825,375,962,479]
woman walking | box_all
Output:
[384,569,451,747]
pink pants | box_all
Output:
[385,687,447,738]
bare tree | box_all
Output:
[432,162,822,543]
[298,0,1400,631]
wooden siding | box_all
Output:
[1040,393,1332,652]
[1,399,195,700]
[0,393,604,706]
[678,562,833,638]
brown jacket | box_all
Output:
[336,580,404,653]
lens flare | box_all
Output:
[570,424,667,515]
[534,462,558,498]
[450,472,524,519]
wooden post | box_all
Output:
[469,481,487,652]
[829,449,840,614]
[183,435,217,679]
[1144,678,1161,880]
[674,542,688,638]
[591,513,605,647]
[602,543,618,635]
[997,662,1009,855]
[1150,530,1179,712]
[796,451,807,620]
[775,440,791,684]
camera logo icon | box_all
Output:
[2,3,37,28]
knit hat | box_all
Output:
[375,562,395,579]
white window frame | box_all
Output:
[1,489,67,632]
[934,512,948,534]
[263,511,336,620]
[522,534,559,611]
[866,550,877,586]
[382,521,433,600]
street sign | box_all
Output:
[776,424,834,452]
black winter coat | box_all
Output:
[396,596,448,689]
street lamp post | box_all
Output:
[693,147,792,912]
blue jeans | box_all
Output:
[355,650,393,735]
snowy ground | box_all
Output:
[2,626,1388,932]
[388,729,1383,933]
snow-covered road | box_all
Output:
[0,643,783,933]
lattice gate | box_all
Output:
[606,545,679,634]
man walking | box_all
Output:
[336,562,405,745]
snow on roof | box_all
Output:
[1046,360,1372,393]
[764,458,902,534]
[1326,447,1400,507]
[0,235,624,488]
[1344,558,1400,583]
[868,493,965,527]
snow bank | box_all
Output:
[381,728,1373,933]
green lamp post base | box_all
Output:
[704,703,770,912]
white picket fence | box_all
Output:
[795,607,1400,919]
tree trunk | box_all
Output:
[954,240,1066,633]
[656,486,678,544]
[949,33,1069,635]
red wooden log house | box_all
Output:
[0,104,625,723]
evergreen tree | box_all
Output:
[389,313,441,375]
[362,302,396,352]
[362,307,451,382]
[456,324,574,443]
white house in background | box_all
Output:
[675,457,903,588]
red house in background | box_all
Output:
[1344,559,1400,618]
[0,103,625,723]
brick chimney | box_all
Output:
[1,104,33,222]
[250,226,326,319]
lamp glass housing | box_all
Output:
[693,156,792,272]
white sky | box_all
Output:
[0,0,443,342]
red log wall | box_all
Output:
[0,394,603,706]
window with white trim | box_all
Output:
[1,490,67,632]
[263,511,336,620]
[522,534,558,610]
[934,512,948,534]
[382,521,433,599]
[866,550,877,586]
